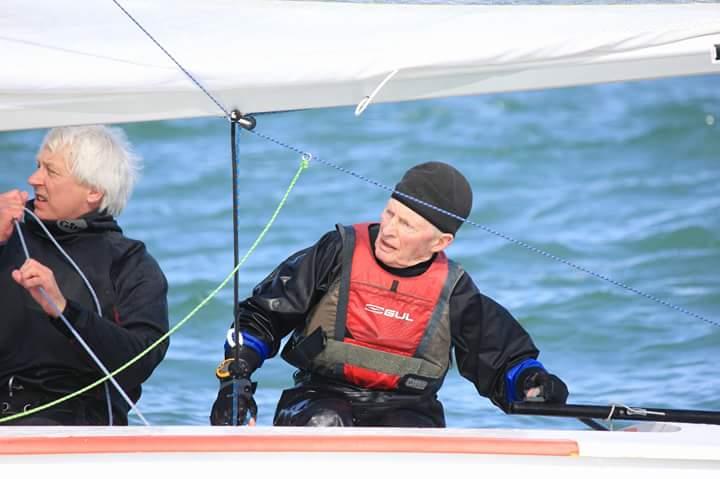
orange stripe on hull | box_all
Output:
[0,434,579,457]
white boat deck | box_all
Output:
[2,423,718,477]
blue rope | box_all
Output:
[111,0,230,119]
[248,130,313,159]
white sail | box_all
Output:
[1,0,719,131]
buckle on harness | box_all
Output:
[8,376,24,398]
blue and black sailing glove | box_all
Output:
[516,368,569,404]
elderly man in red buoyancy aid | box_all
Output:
[210,161,568,427]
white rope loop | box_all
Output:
[355,69,400,116]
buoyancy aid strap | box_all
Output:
[334,224,355,342]
[316,338,445,379]
[416,259,464,357]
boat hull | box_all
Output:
[2,423,718,477]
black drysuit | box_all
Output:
[0,204,169,425]
[231,223,540,426]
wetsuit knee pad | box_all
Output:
[274,395,353,427]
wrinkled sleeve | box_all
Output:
[450,272,539,412]
[51,243,169,391]
[235,229,344,357]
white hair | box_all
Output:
[41,125,141,216]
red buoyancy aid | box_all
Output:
[344,223,451,389]
[282,223,464,393]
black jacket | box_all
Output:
[234,223,539,412]
[0,203,169,424]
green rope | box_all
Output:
[0,157,310,424]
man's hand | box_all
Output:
[210,377,258,426]
[0,190,29,243]
[519,368,569,404]
[11,258,67,317]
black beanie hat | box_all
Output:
[391,161,472,235]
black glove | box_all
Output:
[516,368,568,404]
[209,350,261,426]
[210,376,258,425]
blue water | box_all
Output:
[1,73,718,429]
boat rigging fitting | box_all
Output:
[510,401,720,426]
[230,110,257,131]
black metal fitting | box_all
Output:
[230,109,257,131]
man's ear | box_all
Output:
[431,232,454,253]
[87,188,104,209]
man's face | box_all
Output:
[375,198,452,268]
[28,146,98,221]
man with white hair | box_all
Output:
[211,161,568,427]
[0,125,169,425]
